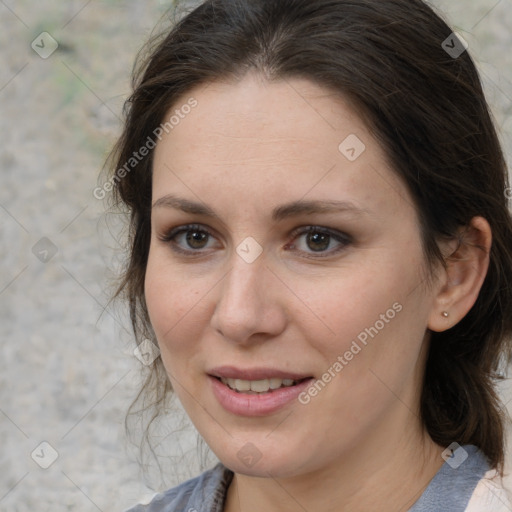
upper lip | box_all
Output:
[208,366,312,381]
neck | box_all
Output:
[223,415,444,512]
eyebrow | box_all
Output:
[151,194,370,222]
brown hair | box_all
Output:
[106,0,512,473]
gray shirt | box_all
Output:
[126,445,496,511]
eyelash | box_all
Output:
[158,223,352,259]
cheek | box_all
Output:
[300,264,402,347]
[144,251,206,356]
[300,250,429,380]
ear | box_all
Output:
[428,216,492,332]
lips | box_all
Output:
[219,376,304,393]
[208,365,312,381]
[208,366,314,416]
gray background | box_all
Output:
[0,1,511,510]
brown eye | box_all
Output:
[287,226,351,258]
[185,229,209,249]
[159,224,217,255]
[305,231,331,252]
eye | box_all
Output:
[159,223,351,259]
[158,223,218,255]
[285,226,351,258]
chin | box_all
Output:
[215,443,315,479]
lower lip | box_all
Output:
[209,375,314,417]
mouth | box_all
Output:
[208,370,315,416]
[212,375,312,394]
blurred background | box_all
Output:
[0,1,511,510]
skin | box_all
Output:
[145,71,492,512]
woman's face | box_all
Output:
[146,72,440,478]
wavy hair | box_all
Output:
[105,0,512,473]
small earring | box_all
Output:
[441,311,449,318]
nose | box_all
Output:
[210,253,287,345]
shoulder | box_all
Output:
[124,463,234,512]
[465,468,512,512]
[409,445,512,511]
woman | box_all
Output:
[108,0,512,510]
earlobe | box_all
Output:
[427,216,492,333]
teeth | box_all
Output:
[220,377,299,393]
[250,379,270,392]
[234,379,250,391]
[269,378,282,389]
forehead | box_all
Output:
[156,72,368,155]
[151,72,410,219]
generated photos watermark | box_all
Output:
[441,442,468,469]
[441,32,469,59]
[133,338,161,366]
[93,97,198,200]
[298,301,403,404]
